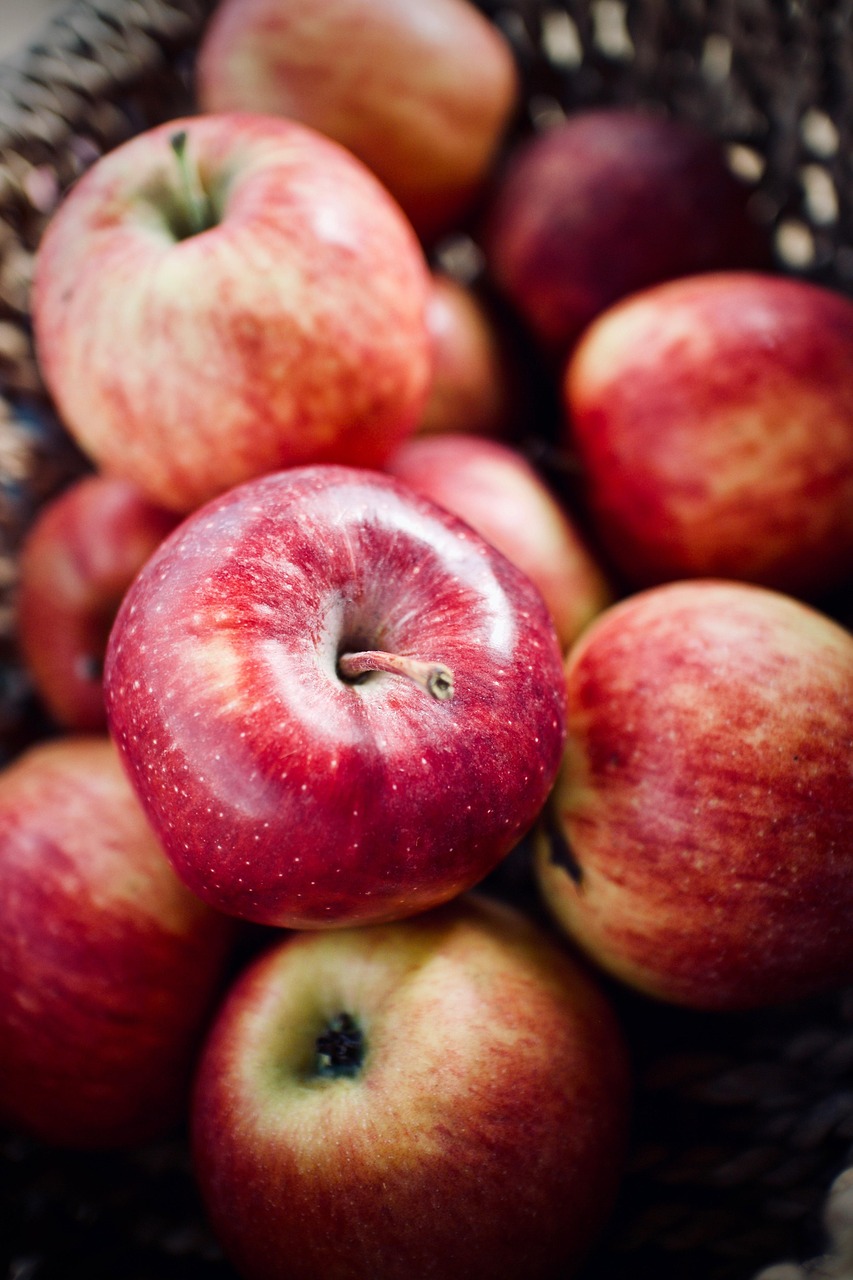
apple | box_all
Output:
[16,473,179,731]
[195,0,520,243]
[534,579,853,1011]
[563,271,853,599]
[384,432,612,650]
[191,893,631,1280]
[0,735,237,1148]
[104,464,567,930]
[418,272,520,439]
[31,112,433,513]
[480,107,770,359]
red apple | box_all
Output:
[0,735,237,1148]
[564,271,853,599]
[480,108,769,359]
[104,464,567,930]
[32,113,432,513]
[191,894,631,1280]
[385,432,612,649]
[534,580,853,1011]
[418,272,520,439]
[195,0,520,243]
[16,473,179,731]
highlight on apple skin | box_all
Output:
[104,465,567,930]
[0,736,237,1148]
[196,0,520,243]
[32,112,433,513]
[535,579,853,1011]
[563,271,853,600]
[191,894,632,1280]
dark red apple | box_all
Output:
[16,473,178,731]
[480,107,769,359]
[191,894,631,1280]
[104,465,567,929]
[564,271,853,599]
[535,580,853,1010]
[0,735,237,1148]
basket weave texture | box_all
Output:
[2,3,853,1279]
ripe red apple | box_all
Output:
[32,113,432,513]
[564,271,853,599]
[195,0,520,243]
[385,432,612,649]
[418,272,520,439]
[104,464,567,930]
[16,473,179,731]
[191,893,631,1280]
[480,108,769,359]
[0,735,237,1148]
[534,580,853,1011]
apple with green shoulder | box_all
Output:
[0,735,237,1148]
[191,893,631,1280]
[32,113,432,513]
[535,579,853,1010]
[16,473,179,731]
[196,0,520,243]
[104,464,567,930]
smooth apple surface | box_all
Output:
[191,894,631,1280]
[535,580,853,1010]
[196,0,520,243]
[16,473,178,730]
[564,272,853,599]
[32,113,432,512]
[418,272,519,439]
[385,432,612,649]
[0,736,236,1148]
[480,108,769,358]
[104,465,567,929]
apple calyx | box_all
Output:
[169,130,217,239]
[315,1012,365,1080]
[337,649,455,701]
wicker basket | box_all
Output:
[2,3,853,1278]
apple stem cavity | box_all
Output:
[169,130,216,239]
[337,649,455,701]
[315,1012,365,1079]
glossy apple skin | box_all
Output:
[32,113,432,513]
[564,272,853,599]
[104,465,567,929]
[385,433,612,650]
[0,736,237,1148]
[16,474,178,731]
[418,273,519,439]
[534,580,853,1011]
[481,108,769,359]
[191,894,631,1280]
[196,0,519,243]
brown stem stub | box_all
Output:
[338,649,455,701]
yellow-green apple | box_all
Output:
[0,736,237,1148]
[104,465,567,930]
[564,271,853,599]
[16,473,178,731]
[31,113,433,513]
[191,894,631,1280]
[385,432,612,650]
[480,108,770,359]
[418,272,520,439]
[534,580,853,1011]
[195,0,520,243]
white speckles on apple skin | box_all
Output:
[104,466,567,929]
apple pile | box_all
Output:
[3,0,853,1278]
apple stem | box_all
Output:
[169,129,214,238]
[338,649,455,701]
